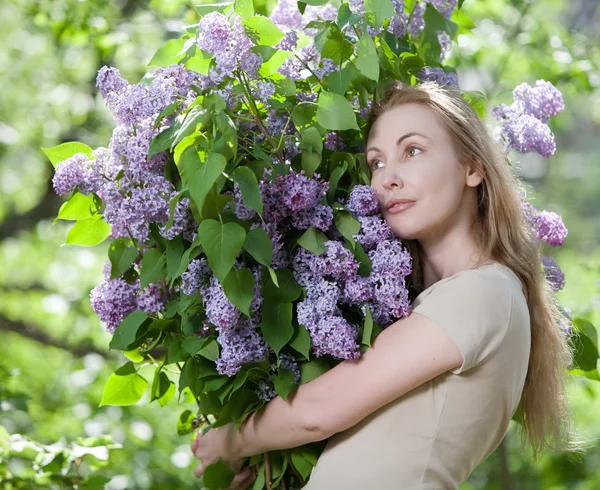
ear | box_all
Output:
[465,159,484,187]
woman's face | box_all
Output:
[368,103,482,242]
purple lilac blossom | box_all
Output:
[137,283,166,314]
[324,132,348,152]
[269,0,303,29]
[541,256,565,292]
[290,204,333,231]
[202,275,241,330]
[181,259,210,296]
[512,80,565,123]
[354,215,394,250]
[197,12,232,53]
[408,2,426,37]
[275,27,298,51]
[294,242,359,282]
[90,279,138,333]
[533,210,568,246]
[496,114,556,158]
[437,31,452,62]
[255,352,301,402]
[418,67,458,87]
[310,316,361,360]
[342,275,375,304]
[159,197,197,242]
[252,80,276,104]
[428,0,457,18]
[296,277,341,328]
[52,153,104,196]
[347,185,380,216]
[215,318,271,377]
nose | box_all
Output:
[382,168,403,191]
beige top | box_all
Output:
[302,263,531,490]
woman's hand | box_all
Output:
[191,423,254,489]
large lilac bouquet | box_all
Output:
[44,0,578,488]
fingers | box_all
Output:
[193,462,204,479]
[191,436,199,454]
[229,467,254,490]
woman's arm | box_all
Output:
[230,312,463,458]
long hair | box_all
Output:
[364,81,576,459]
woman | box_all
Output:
[191,82,575,489]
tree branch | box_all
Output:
[0,314,111,359]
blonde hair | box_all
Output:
[364,81,576,459]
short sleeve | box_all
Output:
[412,270,514,374]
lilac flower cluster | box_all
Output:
[292,186,412,358]
[522,200,568,247]
[418,67,458,88]
[255,352,301,402]
[541,256,565,292]
[197,13,259,84]
[493,80,564,158]
[90,261,167,333]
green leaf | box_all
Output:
[222,267,255,316]
[364,0,396,28]
[301,127,323,155]
[182,335,206,356]
[356,33,379,81]
[327,63,356,96]
[273,369,296,401]
[140,249,166,289]
[199,338,219,361]
[242,16,285,47]
[173,106,212,148]
[575,318,598,348]
[204,459,235,490]
[234,0,253,19]
[258,49,291,77]
[462,90,486,118]
[316,91,359,131]
[301,152,322,177]
[299,358,330,384]
[198,220,246,282]
[182,151,227,217]
[232,166,263,216]
[42,142,93,168]
[56,192,99,221]
[423,2,458,37]
[289,324,311,360]
[261,268,302,303]
[572,327,598,372]
[259,300,294,356]
[297,226,328,255]
[151,370,175,407]
[290,450,314,480]
[166,235,185,280]
[108,240,138,279]
[65,215,111,247]
[243,227,273,266]
[109,311,149,351]
[124,349,145,363]
[148,38,186,67]
[99,362,148,406]
[334,210,360,243]
[148,124,178,158]
[184,49,213,75]
[318,24,353,66]
[177,409,195,436]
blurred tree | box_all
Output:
[0,0,599,488]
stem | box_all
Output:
[265,452,272,490]
[276,101,316,153]
[236,70,286,163]
[126,227,145,261]
[289,461,306,486]
[293,53,324,89]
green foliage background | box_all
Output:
[1,0,599,488]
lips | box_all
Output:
[385,198,415,210]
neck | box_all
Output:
[417,222,491,290]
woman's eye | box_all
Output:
[407,146,422,157]
[370,159,384,170]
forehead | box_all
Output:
[368,103,445,144]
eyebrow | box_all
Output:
[366,132,431,154]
